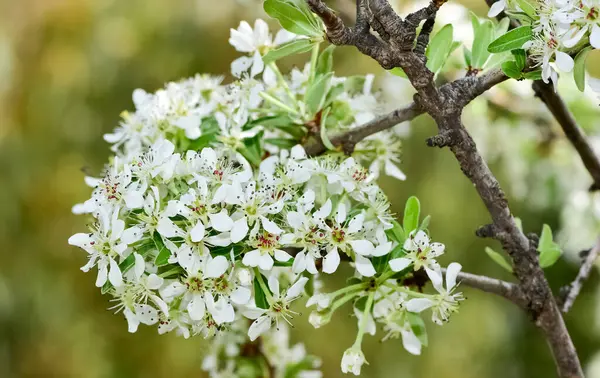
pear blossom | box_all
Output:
[405,263,465,325]
[341,347,367,375]
[245,276,308,341]
[389,230,445,273]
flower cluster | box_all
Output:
[202,320,322,378]
[491,0,600,90]
[68,15,464,376]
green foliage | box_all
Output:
[538,224,563,268]
[488,26,533,53]
[253,274,271,309]
[426,24,455,74]
[485,247,514,272]
[472,20,494,69]
[262,38,315,64]
[406,312,428,347]
[574,47,593,92]
[153,231,171,266]
[403,196,421,234]
[305,72,333,115]
[263,0,323,38]
[501,61,522,79]
[316,45,336,76]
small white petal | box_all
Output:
[274,249,293,262]
[349,240,375,256]
[209,210,234,232]
[248,316,272,341]
[389,257,412,272]
[190,222,206,243]
[405,298,434,313]
[108,258,123,287]
[322,248,340,274]
[355,254,376,277]
[445,262,462,291]
[205,255,229,278]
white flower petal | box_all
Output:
[190,221,206,243]
[108,258,123,288]
[205,255,229,278]
[322,248,340,274]
[445,262,462,291]
[354,254,376,277]
[389,257,412,272]
[230,217,249,243]
[209,210,234,232]
[555,51,574,73]
[248,315,272,341]
[405,298,434,313]
[349,240,375,256]
[274,249,293,262]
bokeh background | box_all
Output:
[2,0,600,377]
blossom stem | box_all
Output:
[353,291,375,348]
[330,282,367,301]
[259,92,300,115]
[386,283,436,299]
[330,291,361,313]
[376,269,398,284]
[268,62,298,108]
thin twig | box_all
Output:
[443,269,527,307]
[560,238,600,313]
[533,81,600,190]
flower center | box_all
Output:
[185,275,205,292]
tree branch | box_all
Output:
[443,269,527,307]
[307,1,583,376]
[533,81,600,190]
[560,238,600,313]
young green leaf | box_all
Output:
[538,224,554,252]
[154,232,171,266]
[262,38,315,64]
[385,220,405,244]
[464,47,472,67]
[485,247,514,273]
[495,17,511,37]
[537,224,563,268]
[419,215,431,232]
[512,49,526,71]
[406,312,428,347]
[253,274,271,309]
[403,196,421,234]
[426,24,454,74]
[501,61,522,79]
[305,72,332,115]
[389,67,407,78]
[316,44,335,76]
[515,0,537,18]
[319,107,336,151]
[574,46,592,92]
[472,20,494,68]
[523,70,543,81]
[488,26,533,53]
[264,0,322,37]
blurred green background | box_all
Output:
[1,0,600,377]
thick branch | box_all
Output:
[560,238,600,313]
[310,1,582,375]
[533,81,600,190]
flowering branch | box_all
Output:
[308,0,583,376]
[559,238,600,313]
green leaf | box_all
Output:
[512,49,526,70]
[403,196,420,234]
[385,220,405,244]
[316,45,336,76]
[388,67,407,78]
[523,70,543,81]
[426,24,454,74]
[495,17,511,37]
[485,247,514,273]
[538,224,554,252]
[153,232,171,267]
[501,61,522,79]
[539,245,562,268]
[488,26,533,53]
[469,11,480,36]
[574,46,592,92]
[264,138,297,149]
[419,215,431,232]
[354,296,368,312]
[305,72,333,115]
[515,0,537,18]
[472,20,494,68]
[253,274,271,309]
[463,47,472,67]
[406,312,428,347]
[264,0,322,37]
[262,38,315,64]
[319,107,336,151]
[538,224,563,268]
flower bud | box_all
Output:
[341,347,367,375]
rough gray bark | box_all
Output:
[305,0,584,376]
